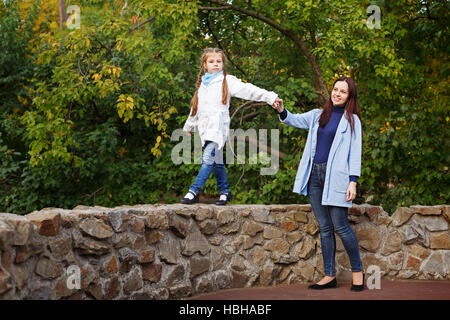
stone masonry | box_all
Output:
[0,203,448,299]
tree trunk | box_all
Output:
[59,0,67,30]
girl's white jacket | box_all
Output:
[183,74,278,150]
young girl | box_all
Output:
[181,47,282,205]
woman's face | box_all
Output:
[204,53,223,74]
[331,81,349,106]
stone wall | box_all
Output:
[0,203,448,299]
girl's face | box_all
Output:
[331,81,349,106]
[204,53,223,74]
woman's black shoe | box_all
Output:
[180,191,198,204]
[308,277,337,290]
[216,192,232,206]
[350,272,365,291]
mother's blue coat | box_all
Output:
[279,108,362,208]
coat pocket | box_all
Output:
[334,171,349,192]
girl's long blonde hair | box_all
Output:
[190,48,228,117]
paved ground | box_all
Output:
[188,280,450,300]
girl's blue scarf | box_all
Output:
[202,70,223,87]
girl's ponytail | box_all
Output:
[190,65,204,117]
[221,70,228,105]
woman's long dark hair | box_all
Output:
[319,76,361,136]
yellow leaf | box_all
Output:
[168,106,177,114]
[17,95,27,105]
[49,21,59,30]
[119,146,127,157]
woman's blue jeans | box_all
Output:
[189,140,230,195]
[308,162,363,277]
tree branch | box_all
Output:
[231,101,253,120]
[310,30,317,48]
[199,6,231,10]
[202,0,329,105]
[256,0,276,15]
[235,136,286,159]
[424,0,432,19]
[234,111,260,123]
[204,13,248,77]
[78,57,87,77]
[93,15,156,58]
[128,16,156,33]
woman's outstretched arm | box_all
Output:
[272,102,317,130]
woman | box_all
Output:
[273,76,364,291]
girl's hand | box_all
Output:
[187,131,194,136]
[346,182,357,201]
[272,97,284,113]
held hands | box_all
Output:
[272,97,284,113]
[346,181,357,202]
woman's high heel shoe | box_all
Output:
[350,271,365,291]
[308,277,337,290]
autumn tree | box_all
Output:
[0,0,448,214]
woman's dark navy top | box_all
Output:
[278,106,358,183]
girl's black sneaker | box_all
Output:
[180,191,199,204]
[216,192,232,206]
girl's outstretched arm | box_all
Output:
[227,75,278,106]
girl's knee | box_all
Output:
[202,154,215,166]
[202,143,217,165]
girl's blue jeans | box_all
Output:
[189,140,230,195]
[308,161,363,277]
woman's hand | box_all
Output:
[346,181,357,202]
[272,97,284,113]
[187,131,194,136]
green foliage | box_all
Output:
[0,0,448,215]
